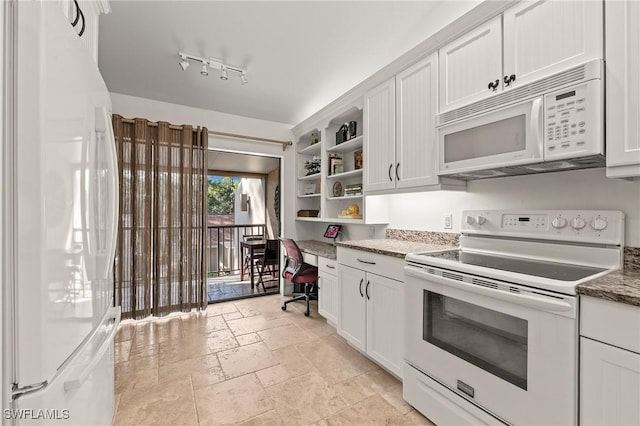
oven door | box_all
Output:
[437,97,543,176]
[404,264,577,425]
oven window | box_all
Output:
[424,291,528,390]
[444,114,526,163]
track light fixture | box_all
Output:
[177,52,247,85]
[178,53,190,71]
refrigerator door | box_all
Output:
[14,2,116,387]
[14,307,120,426]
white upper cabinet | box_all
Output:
[503,0,603,89]
[56,0,108,64]
[439,1,603,113]
[439,16,503,112]
[605,0,640,178]
[396,53,439,188]
[364,78,396,192]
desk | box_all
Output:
[240,239,266,288]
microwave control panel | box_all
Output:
[544,80,602,159]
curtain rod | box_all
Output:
[119,117,292,151]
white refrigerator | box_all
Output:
[3,2,120,425]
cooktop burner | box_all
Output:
[413,249,607,282]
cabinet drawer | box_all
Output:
[302,252,318,267]
[581,296,640,353]
[318,257,337,276]
[337,247,404,282]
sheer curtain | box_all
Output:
[112,115,207,319]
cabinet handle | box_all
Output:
[359,278,364,297]
[487,79,499,91]
[388,164,393,181]
[357,259,376,265]
[395,163,400,181]
[326,264,335,269]
[503,74,516,86]
[365,281,370,300]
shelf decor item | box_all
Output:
[310,130,320,145]
[338,203,362,219]
[303,183,317,195]
[354,150,363,169]
[333,163,344,175]
[336,123,348,145]
[332,181,343,197]
[328,155,343,175]
[297,209,320,217]
[348,121,357,139]
[304,156,321,176]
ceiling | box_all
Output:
[208,150,279,175]
[99,1,480,125]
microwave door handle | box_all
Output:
[530,98,543,156]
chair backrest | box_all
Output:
[262,239,280,263]
[279,238,304,276]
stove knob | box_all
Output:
[571,217,586,230]
[551,217,567,229]
[465,215,476,225]
[590,217,608,231]
[477,216,486,225]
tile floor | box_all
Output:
[207,275,279,303]
[113,294,435,425]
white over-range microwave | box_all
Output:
[436,60,605,180]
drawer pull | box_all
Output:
[326,264,335,269]
[359,278,364,297]
[357,259,376,265]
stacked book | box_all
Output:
[344,183,363,196]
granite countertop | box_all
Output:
[296,240,337,260]
[334,239,455,259]
[577,269,640,307]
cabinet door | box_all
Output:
[364,78,396,192]
[366,274,403,378]
[581,337,640,425]
[337,265,366,352]
[438,16,502,112]
[605,0,640,176]
[503,0,603,89]
[318,273,338,325]
[396,53,439,189]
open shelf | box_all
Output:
[295,217,325,222]
[298,173,321,181]
[327,135,363,153]
[299,143,321,155]
[327,194,363,201]
[298,193,321,198]
[326,169,363,180]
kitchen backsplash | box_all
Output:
[386,229,460,246]
[624,247,640,272]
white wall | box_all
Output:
[110,93,296,238]
[382,168,640,246]
[234,178,265,226]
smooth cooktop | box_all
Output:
[413,249,607,282]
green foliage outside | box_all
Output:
[207,176,239,214]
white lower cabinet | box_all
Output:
[581,337,640,425]
[337,257,403,378]
[580,296,640,425]
[318,256,338,326]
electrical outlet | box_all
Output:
[443,213,453,230]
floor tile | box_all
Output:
[205,328,239,354]
[113,377,197,426]
[237,409,285,425]
[158,353,220,384]
[114,340,132,364]
[236,332,262,346]
[255,346,312,388]
[194,374,273,425]
[318,394,410,426]
[266,371,348,424]
[226,315,291,336]
[217,342,278,378]
[405,409,436,425]
[257,323,314,351]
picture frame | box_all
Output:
[303,183,317,195]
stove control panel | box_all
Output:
[461,210,624,245]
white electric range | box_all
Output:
[403,209,624,425]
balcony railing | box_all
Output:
[206,224,266,277]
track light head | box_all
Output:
[220,66,229,81]
[240,71,248,85]
[200,62,209,76]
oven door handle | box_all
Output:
[405,266,573,312]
